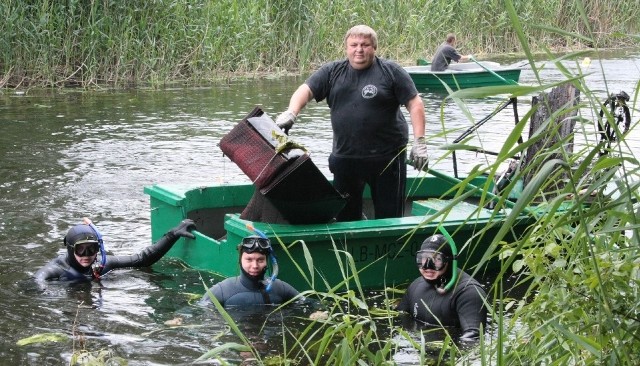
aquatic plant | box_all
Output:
[436,2,640,364]
[15,302,127,366]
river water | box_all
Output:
[1,50,638,364]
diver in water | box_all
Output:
[396,234,487,341]
[199,235,299,307]
[34,219,196,282]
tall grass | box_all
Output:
[0,0,639,88]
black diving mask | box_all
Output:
[74,241,100,257]
[416,250,448,271]
[241,237,272,252]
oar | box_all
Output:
[469,56,517,85]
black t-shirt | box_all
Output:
[430,43,462,72]
[305,57,417,158]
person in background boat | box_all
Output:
[199,235,300,307]
[396,234,487,342]
[34,219,196,283]
[274,24,429,222]
[430,33,473,72]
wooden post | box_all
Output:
[521,83,580,192]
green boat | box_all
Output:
[144,171,530,292]
[405,61,523,92]
[143,104,534,292]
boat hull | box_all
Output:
[145,176,531,291]
[405,63,522,92]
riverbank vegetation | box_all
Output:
[1,0,639,88]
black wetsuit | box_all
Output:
[396,270,487,337]
[34,230,183,282]
[305,56,417,221]
[199,271,299,307]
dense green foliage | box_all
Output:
[1,0,639,88]
[459,68,640,364]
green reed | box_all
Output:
[1,0,639,88]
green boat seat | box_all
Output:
[411,199,499,221]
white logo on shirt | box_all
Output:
[362,85,377,99]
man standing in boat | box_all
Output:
[274,24,429,222]
[396,234,487,341]
[430,33,474,72]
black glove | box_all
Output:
[170,219,196,239]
